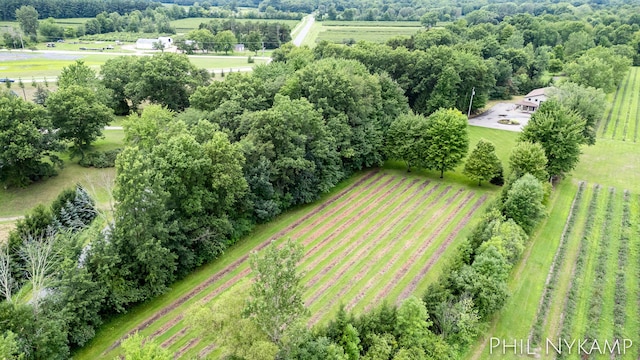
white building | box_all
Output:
[516,87,550,112]
[135,37,173,50]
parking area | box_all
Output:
[468,102,532,132]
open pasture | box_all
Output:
[599,67,640,142]
[75,168,493,359]
[315,21,422,44]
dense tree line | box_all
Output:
[0,0,158,21]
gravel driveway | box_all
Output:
[469,102,532,132]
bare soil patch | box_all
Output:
[173,337,201,359]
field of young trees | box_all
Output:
[76,168,491,359]
[600,67,640,142]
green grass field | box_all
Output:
[75,166,495,359]
[599,67,640,142]
[0,52,265,79]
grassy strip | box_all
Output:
[613,191,631,346]
[600,79,622,136]
[529,181,585,345]
[557,184,601,359]
[583,187,615,353]
[621,68,638,141]
[611,69,632,140]
[636,69,640,141]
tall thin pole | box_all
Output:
[467,87,475,118]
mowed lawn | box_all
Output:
[0,129,123,218]
[599,67,640,142]
[75,167,496,360]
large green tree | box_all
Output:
[502,173,546,234]
[386,113,430,172]
[463,139,502,186]
[423,108,469,178]
[520,100,585,179]
[215,30,237,54]
[15,6,38,40]
[547,82,606,145]
[107,146,177,309]
[0,94,62,187]
[509,141,548,182]
[125,53,209,111]
[46,85,113,156]
[241,95,342,218]
[244,239,309,346]
[100,56,137,115]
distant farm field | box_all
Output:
[0,52,264,79]
[599,67,640,142]
[75,168,493,360]
[314,21,422,44]
[170,17,301,33]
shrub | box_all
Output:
[78,149,121,168]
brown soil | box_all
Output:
[396,194,488,304]
[105,170,379,354]
[173,337,201,359]
[308,180,435,323]
[199,268,251,303]
[198,344,217,358]
[300,176,399,264]
[289,173,387,243]
[160,327,188,348]
[151,314,184,341]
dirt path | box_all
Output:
[173,338,200,359]
[105,171,378,354]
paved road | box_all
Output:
[293,15,315,46]
[468,102,531,132]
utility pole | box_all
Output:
[467,87,475,118]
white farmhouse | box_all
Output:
[516,87,551,112]
[135,37,173,50]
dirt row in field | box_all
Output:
[105,171,379,353]
[173,338,200,359]
[304,178,414,306]
[303,177,414,289]
[396,194,488,303]
[346,184,454,311]
[309,181,445,322]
